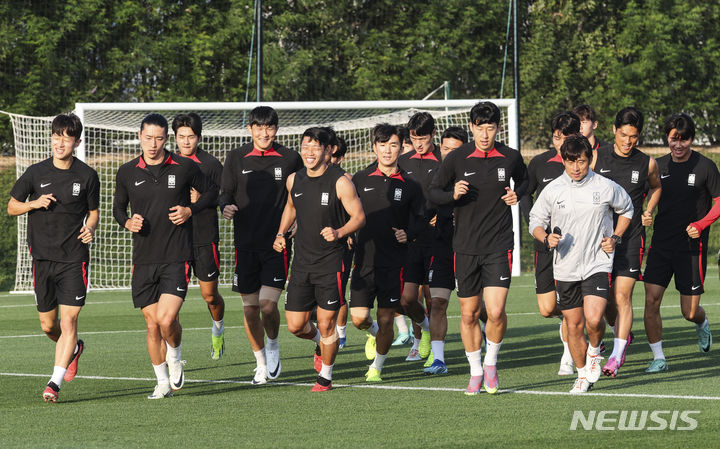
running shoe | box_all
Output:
[418,331,431,359]
[365,334,377,360]
[211,333,224,360]
[314,351,322,373]
[423,351,434,368]
[42,382,59,403]
[266,347,281,380]
[365,366,382,382]
[619,334,633,367]
[602,356,620,378]
[697,321,712,353]
[483,365,499,394]
[465,375,483,396]
[569,377,591,394]
[311,376,332,392]
[423,359,448,375]
[599,340,606,354]
[252,365,268,385]
[405,348,421,361]
[391,332,412,346]
[557,359,574,376]
[147,382,173,399]
[167,358,186,391]
[338,337,346,349]
[64,339,84,382]
[586,353,603,383]
[645,359,668,373]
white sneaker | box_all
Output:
[405,348,421,361]
[558,359,574,376]
[266,347,281,380]
[148,383,173,399]
[569,377,591,394]
[252,365,267,385]
[167,359,186,391]
[586,353,603,383]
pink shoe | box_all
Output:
[465,375,483,395]
[483,365,499,394]
[619,332,634,367]
[602,356,619,378]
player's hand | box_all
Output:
[273,235,286,252]
[686,224,700,239]
[77,225,95,244]
[641,210,653,226]
[33,194,56,210]
[547,233,561,249]
[168,205,192,225]
[190,188,200,204]
[429,215,437,227]
[320,227,339,242]
[347,236,354,250]
[501,187,518,206]
[601,236,616,254]
[222,204,238,220]
[453,180,469,200]
[392,227,407,244]
[126,213,144,233]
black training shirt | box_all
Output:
[521,149,565,251]
[398,146,443,246]
[178,148,222,246]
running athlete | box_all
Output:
[573,104,607,151]
[643,113,718,373]
[398,112,442,362]
[350,123,424,382]
[520,111,580,376]
[428,101,528,395]
[593,107,661,377]
[8,114,99,403]
[172,113,226,360]
[529,134,633,393]
[219,106,303,384]
[113,113,218,399]
[398,126,415,155]
[423,126,468,375]
[273,127,365,391]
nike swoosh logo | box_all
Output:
[629,268,639,272]
[464,172,476,176]
[364,187,375,192]
[135,180,146,186]
[596,287,607,291]
[207,271,216,277]
[500,276,509,280]
[294,193,303,197]
[327,300,338,305]
[176,287,185,292]
[75,295,84,300]
[273,277,283,282]
[389,298,399,302]
[242,169,253,174]
[556,200,565,205]
[600,169,611,173]
[661,174,670,179]
[692,285,700,290]
[542,178,554,183]
[40,183,52,188]
[268,363,280,378]
[427,169,433,172]
[406,171,413,174]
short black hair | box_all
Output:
[372,123,400,145]
[551,112,581,136]
[572,104,597,123]
[664,113,696,141]
[407,112,435,136]
[334,136,348,158]
[140,113,169,134]
[321,126,339,148]
[249,106,279,127]
[560,134,593,162]
[441,126,468,144]
[397,126,411,144]
[470,101,501,126]
[301,127,331,148]
[52,113,83,140]
[172,113,202,137]
[614,107,644,133]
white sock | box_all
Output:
[696,317,709,330]
[266,337,279,351]
[395,315,409,334]
[561,340,572,363]
[649,341,665,360]
[484,339,502,366]
[166,343,181,361]
[320,363,333,381]
[311,329,322,344]
[610,338,628,360]
[577,365,586,379]
[253,349,266,367]
[153,362,169,384]
[212,319,224,337]
[417,316,430,332]
[50,366,66,387]
[466,349,482,376]
[371,353,387,371]
[411,337,420,351]
[367,321,379,337]
[587,344,600,357]
[431,340,445,362]
[337,325,346,338]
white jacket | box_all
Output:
[528,169,633,281]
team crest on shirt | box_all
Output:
[593,192,600,204]
[688,174,696,186]
[321,192,329,206]
[631,171,639,184]
[233,274,238,287]
[168,174,176,189]
[394,188,402,201]
[498,168,506,182]
[72,183,81,196]
[428,269,434,282]
[274,167,282,180]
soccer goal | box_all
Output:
[7,99,519,293]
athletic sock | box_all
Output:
[411,338,420,351]
[50,366,66,387]
[253,349,266,367]
[266,337,279,351]
[466,349,482,376]
[367,321,379,337]
[336,325,347,338]
[417,316,430,333]
[395,315,409,334]
[371,353,387,371]
[577,365,586,379]
[611,338,627,360]
[153,362,169,384]
[587,344,600,357]
[166,343,181,361]
[431,340,445,362]
[696,317,709,330]
[561,340,572,363]
[484,339,502,366]
[320,363,334,381]
[649,341,665,360]
[212,319,224,337]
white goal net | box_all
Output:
[7,99,518,292]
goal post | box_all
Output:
[7,99,520,293]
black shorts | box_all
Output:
[455,251,512,298]
[349,266,403,309]
[285,269,345,312]
[643,245,707,295]
[132,262,190,309]
[192,243,220,282]
[612,236,645,280]
[32,259,88,312]
[555,272,611,311]
[403,244,433,285]
[233,247,291,294]
[534,250,555,294]
[428,243,455,290]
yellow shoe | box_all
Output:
[365,334,377,360]
[365,366,382,382]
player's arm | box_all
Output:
[113,169,143,233]
[529,190,559,249]
[321,175,365,242]
[687,161,720,238]
[8,194,56,215]
[78,209,99,243]
[219,151,239,219]
[273,173,297,252]
[519,159,538,223]
[428,155,460,205]
[601,184,634,253]
[503,153,529,206]
[642,157,662,226]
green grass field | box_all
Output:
[1,272,719,448]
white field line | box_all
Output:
[1,371,718,401]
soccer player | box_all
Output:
[273,127,365,391]
[428,101,528,394]
[219,106,303,384]
[171,113,226,359]
[572,104,607,151]
[593,107,661,377]
[643,113,718,373]
[8,113,99,403]
[529,134,633,393]
[398,112,442,362]
[423,126,468,375]
[398,126,415,155]
[113,113,218,399]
